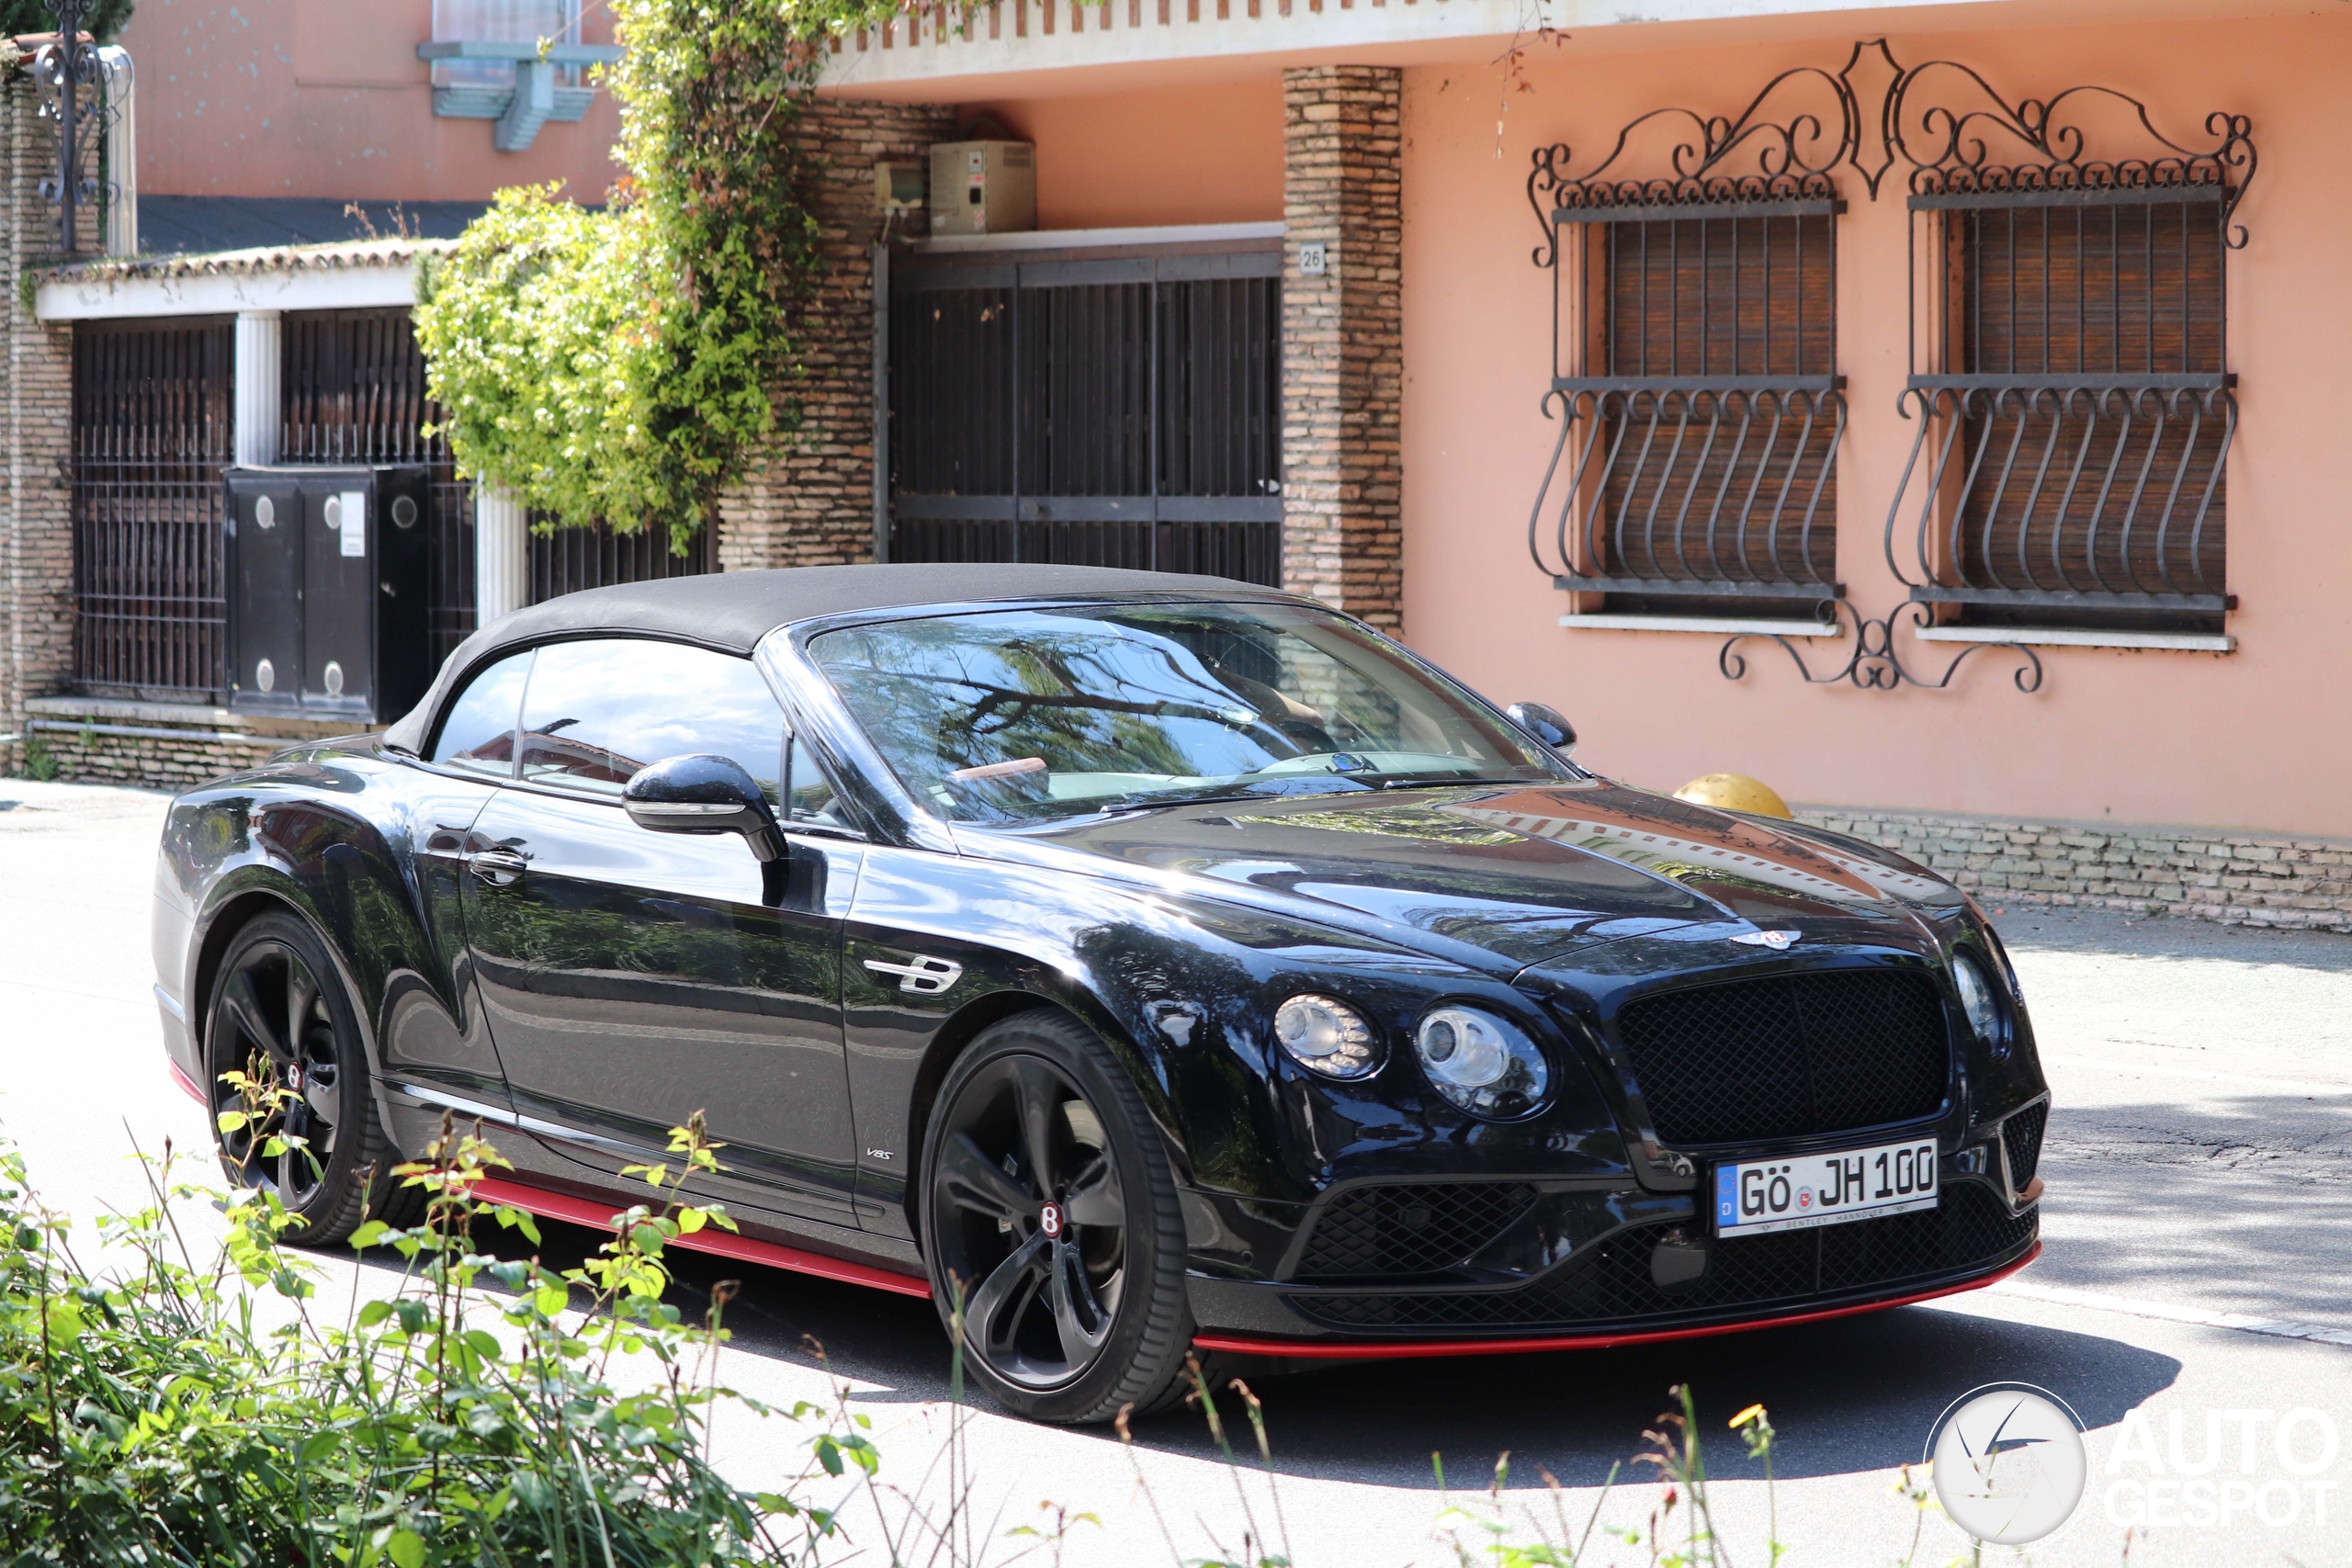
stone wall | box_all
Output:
[16,695,365,791]
[715,96,956,574]
[1804,807,2352,931]
[1279,65,1403,631]
[0,74,86,776]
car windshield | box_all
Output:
[806,601,1575,826]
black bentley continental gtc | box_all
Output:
[154,564,2049,1422]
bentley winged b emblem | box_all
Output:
[863,953,965,995]
[1730,930,1803,951]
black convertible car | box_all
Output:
[153,564,2048,1423]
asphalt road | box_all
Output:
[5,777,2349,1566]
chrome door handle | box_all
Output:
[468,848,529,886]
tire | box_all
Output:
[919,1010,1199,1424]
[203,909,418,1244]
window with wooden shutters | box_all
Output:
[1882,65,2252,641]
[1525,67,1860,625]
[1897,193,2232,634]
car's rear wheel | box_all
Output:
[205,910,413,1244]
[920,1011,1198,1424]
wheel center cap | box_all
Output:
[1039,1201,1065,1239]
[287,1063,304,1090]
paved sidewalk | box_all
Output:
[5,779,2348,1566]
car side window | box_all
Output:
[428,650,534,777]
[517,638,783,804]
[783,737,853,831]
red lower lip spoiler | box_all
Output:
[170,1046,2028,1348]
[168,1059,206,1104]
[470,1175,933,1299]
[1192,1242,2041,1360]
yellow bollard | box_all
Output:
[1673,773,1792,819]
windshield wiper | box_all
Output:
[1114,779,1372,812]
[1375,773,1544,790]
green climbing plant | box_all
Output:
[0,2,136,41]
[415,0,910,551]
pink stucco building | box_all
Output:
[6,0,2348,927]
[804,0,2352,925]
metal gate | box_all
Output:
[71,318,236,702]
[886,245,1283,584]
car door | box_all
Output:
[460,636,864,1228]
[385,648,537,1101]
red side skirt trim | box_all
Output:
[471,1175,933,1300]
[168,1060,207,1105]
[1191,1241,2041,1360]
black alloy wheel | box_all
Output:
[921,1012,1197,1424]
[205,911,407,1243]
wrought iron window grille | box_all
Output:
[1524,40,2255,693]
[1878,58,2249,641]
[1526,62,1864,619]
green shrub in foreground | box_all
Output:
[0,1090,1972,1567]
[0,1114,872,1565]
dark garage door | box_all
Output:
[886,245,1282,585]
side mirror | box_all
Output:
[1506,701,1577,753]
[624,754,786,863]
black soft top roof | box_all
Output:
[380,562,1289,754]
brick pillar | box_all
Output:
[1,72,85,770]
[1281,66,1403,631]
[716,97,956,573]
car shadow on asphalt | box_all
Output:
[348,1213,2178,1489]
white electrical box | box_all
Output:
[928,141,1035,238]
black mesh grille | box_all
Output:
[2001,1102,2049,1189]
[1291,1182,2033,1332]
[1294,1183,1539,1279]
[1615,970,1951,1145]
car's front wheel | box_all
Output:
[204,909,411,1244]
[920,1011,1197,1424]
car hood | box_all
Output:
[970,781,1959,974]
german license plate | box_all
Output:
[1712,1137,1939,1238]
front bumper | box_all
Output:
[1193,1237,2041,1359]
[1184,1172,2040,1350]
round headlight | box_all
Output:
[1951,953,2002,1042]
[1414,1006,1549,1118]
[1273,994,1381,1080]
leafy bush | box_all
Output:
[0,2,137,42]
[0,1080,1967,1566]
[415,0,899,550]
[0,1112,875,1564]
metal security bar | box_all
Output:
[1531,207,1845,606]
[71,317,234,701]
[283,310,710,668]
[1522,63,1863,615]
[529,519,714,601]
[1882,62,2251,630]
[888,248,1282,584]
